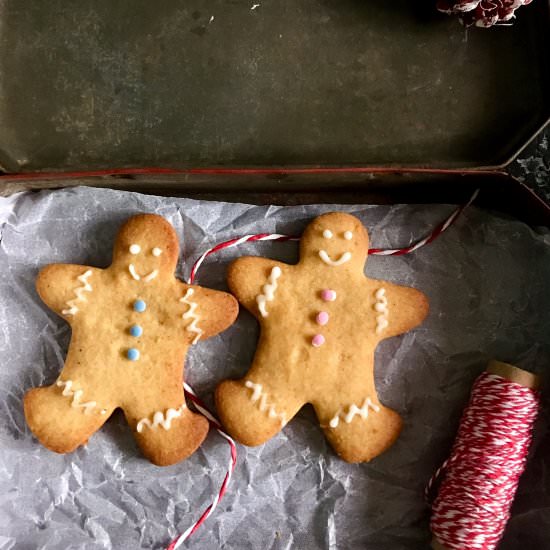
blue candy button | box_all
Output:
[133,299,146,313]
[130,324,143,338]
[127,348,140,361]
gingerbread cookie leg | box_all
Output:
[216,376,303,447]
[125,398,209,467]
[24,384,113,454]
[314,395,402,464]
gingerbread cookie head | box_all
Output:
[112,214,179,282]
[300,212,369,271]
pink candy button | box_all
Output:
[321,289,337,302]
[312,334,325,347]
[316,311,329,326]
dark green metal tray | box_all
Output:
[0,0,548,174]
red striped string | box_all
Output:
[166,384,237,550]
[368,189,479,256]
[188,234,298,284]
[429,372,540,550]
[188,189,479,284]
[168,191,479,547]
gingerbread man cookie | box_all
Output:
[216,212,429,463]
[24,214,238,466]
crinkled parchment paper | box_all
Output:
[1,186,550,550]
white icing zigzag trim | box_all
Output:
[56,379,106,415]
[136,404,186,433]
[374,287,389,334]
[256,266,282,318]
[180,288,203,344]
[62,270,93,316]
[245,380,287,427]
[329,397,380,429]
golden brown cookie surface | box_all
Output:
[24,214,238,466]
[216,212,429,463]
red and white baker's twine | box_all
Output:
[428,373,540,550]
[168,190,478,547]
[188,189,480,283]
[368,188,479,256]
[166,384,237,550]
[188,233,298,284]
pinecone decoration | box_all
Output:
[437,0,533,27]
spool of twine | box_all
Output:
[429,360,541,550]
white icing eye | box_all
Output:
[129,244,141,255]
[152,247,162,257]
[344,231,353,241]
[323,229,333,239]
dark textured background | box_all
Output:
[511,128,550,204]
[1,1,548,175]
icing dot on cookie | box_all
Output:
[130,324,143,337]
[129,244,141,255]
[127,348,140,361]
[316,311,329,326]
[152,247,162,257]
[312,334,325,347]
[323,229,333,239]
[344,231,353,240]
[133,299,146,313]
[321,289,337,302]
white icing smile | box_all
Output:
[318,250,352,266]
[128,264,159,282]
[128,243,161,282]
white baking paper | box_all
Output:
[1,186,550,550]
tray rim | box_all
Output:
[1,168,548,227]
[0,163,541,182]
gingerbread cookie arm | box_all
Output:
[372,280,429,339]
[177,283,238,343]
[36,264,100,319]
[227,256,288,316]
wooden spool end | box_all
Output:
[487,360,540,390]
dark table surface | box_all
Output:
[510,127,550,204]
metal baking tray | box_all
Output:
[0,0,548,174]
